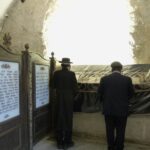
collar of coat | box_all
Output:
[112,70,121,74]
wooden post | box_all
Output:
[49,52,56,133]
[22,43,32,150]
[50,52,56,86]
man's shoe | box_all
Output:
[65,141,74,148]
[57,144,64,149]
[57,143,64,149]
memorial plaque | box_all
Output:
[35,65,49,108]
[0,61,20,123]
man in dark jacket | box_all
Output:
[53,58,78,149]
[97,61,134,150]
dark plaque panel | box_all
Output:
[0,128,21,150]
[34,111,49,136]
[33,63,50,144]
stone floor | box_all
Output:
[33,136,150,150]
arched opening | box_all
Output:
[43,0,135,65]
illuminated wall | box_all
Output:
[0,0,55,55]
[0,0,150,64]
[44,0,135,65]
[130,0,150,64]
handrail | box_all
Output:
[79,89,150,93]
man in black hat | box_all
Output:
[52,58,78,149]
[97,61,134,150]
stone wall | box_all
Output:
[130,0,150,63]
[1,1,150,63]
[0,0,55,55]
[73,113,150,145]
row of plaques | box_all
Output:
[0,61,49,123]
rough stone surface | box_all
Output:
[73,113,150,145]
[0,0,55,55]
[130,0,150,63]
[1,0,150,63]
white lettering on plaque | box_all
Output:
[35,65,49,108]
[0,61,20,123]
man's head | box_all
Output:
[111,61,122,72]
[59,57,72,69]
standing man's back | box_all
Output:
[53,58,78,149]
[53,68,77,91]
[100,71,134,116]
[97,61,134,150]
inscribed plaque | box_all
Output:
[35,65,49,108]
[0,61,20,123]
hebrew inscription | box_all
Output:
[35,65,49,108]
[0,61,20,123]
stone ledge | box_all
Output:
[73,112,150,146]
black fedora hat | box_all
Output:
[59,57,72,64]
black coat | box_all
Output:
[53,68,78,131]
[97,72,134,116]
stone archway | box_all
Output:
[1,1,150,64]
[0,0,56,55]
